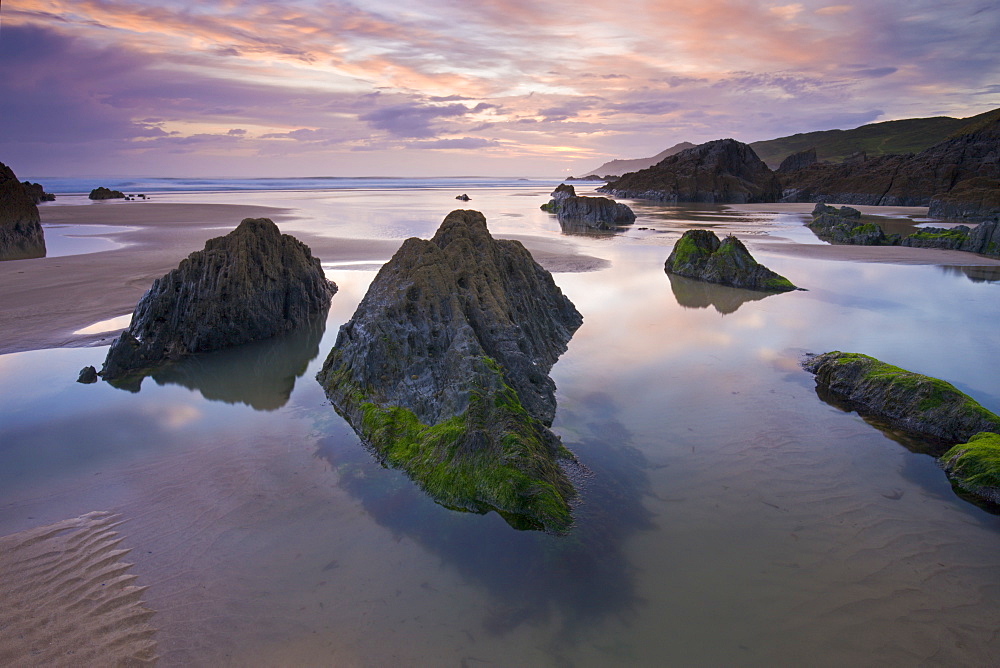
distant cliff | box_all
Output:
[0,161,46,261]
[581,142,696,177]
[599,139,782,204]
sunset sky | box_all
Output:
[2,0,998,178]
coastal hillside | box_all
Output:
[581,142,695,177]
[582,108,999,175]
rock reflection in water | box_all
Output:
[666,272,771,314]
[557,218,618,238]
[313,391,654,644]
[939,265,1000,283]
[109,313,327,410]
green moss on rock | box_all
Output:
[664,229,798,292]
[941,432,1000,504]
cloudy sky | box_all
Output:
[2,0,998,178]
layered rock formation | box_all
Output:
[100,217,336,381]
[776,147,817,173]
[664,229,797,292]
[0,161,46,261]
[781,115,1000,215]
[317,209,582,533]
[89,187,126,200]
[928,177,1000,223]
[803,352,1000,443]
[599,139,782,204]
[540,183,635,229]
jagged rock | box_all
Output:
[664,229,797,292]
[456,193,471,201]
[540,184,635,229]
[100,217,336,381]
[929,177,1000,225]
[899,226,970,250]
[76,366,98,384]
[803,352,1000,443]
[776,147,817,173]
[941,432,1000,505]
[21,181,54,203]
[88,187,126,200]
[808,203,887,245]
[598,139,782,204]
[317,209,582,533]
[0,162,46,261]
[781,115,1000,205]
[961,218,1000,256]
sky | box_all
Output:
[1,0,998,178]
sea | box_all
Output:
[2,177,1000,666]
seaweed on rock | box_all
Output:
[317,209,583,533]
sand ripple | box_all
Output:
[0,511,157,666]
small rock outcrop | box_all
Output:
[317,209,582,533]
[664,229,797,292]
[808,203,888,245]
[599,139,782,204]
[803,352,1000,443]
[929,177,1000,224]
[0,161,46,261]
[100,218,336,381]
[941,432,1000,505]
[77,366,98,384]
[540,184,635,229]
[21,181,55,203]
[776,147,817,173]
[89,187,126,200]
[456,193,471,201]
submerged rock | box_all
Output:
[803,352,1000,443]
[599,138,782,204]
[88,187,126,200]
[664,229,797,292]
[100,217,336,381]
[541,184,635,229]
[317,209,582,533]
[0,161,46,261]
[77,366,98,384]
[941,432,1000,505]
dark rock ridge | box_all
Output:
[0,161,46,261]
[804,351,1000,507]
[317,209,582,533]
[21,181,55,203]
[599,138,782,204]
[540,184,635,229]
[928,177,1000,223]
[809,203,1000,256]
[456,193,471,201]
[77,366,98,384]
[776,147,817,173]
[89,187,126,200]
[664,229,797,292]
[100,217,336,381]
[781,115,1000,217]
[803,352,1000,444]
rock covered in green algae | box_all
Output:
[664,229,797,292]
[100,217,336,382]
[0,161,46,261]
[803,352,1000,443]
[808,203,888,245]
[317,209,583,533]
[941,432,1000,504]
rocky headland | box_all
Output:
[781,114,1000,221]
[100,217,336,382]
[0,161,46,261]
[664,229,797,292]
[317,209,583,533]
[21,181,55,203]
[598,139,783,204]
[804,351,1000,506]
[809,203,1000,256]
[89,187,126,200]
[540,183,635,229]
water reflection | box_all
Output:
[558,218,618,238]
[108,313,327,410]
[939,265,1000,283]
[666,272,772,314]
[313,391,654,643]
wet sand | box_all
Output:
[0,511,158,666]
[0,203,606,355]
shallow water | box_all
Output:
[2,185,1000,666]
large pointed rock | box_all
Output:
[540,183,635,229]
[664,229,797,292]
[0,161,46,261]
[101,217,336,381]
[317,209,582,533]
